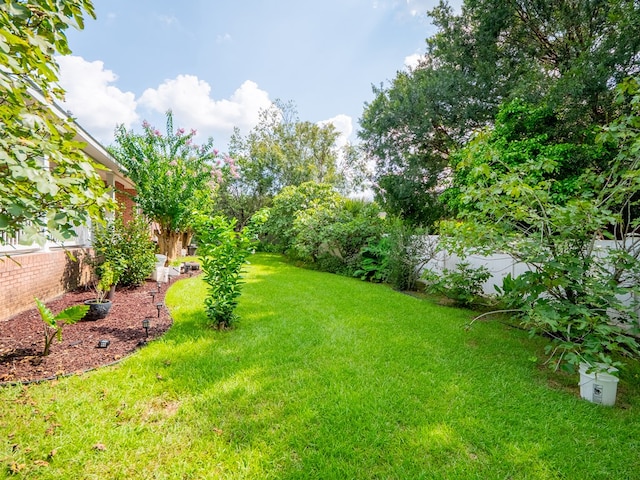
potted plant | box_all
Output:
[83,261,118,321]
[578,362,620,406]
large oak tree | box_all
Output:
[359,0,640,226]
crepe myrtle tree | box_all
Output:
[0,0,115,246]
[110,111,223,261]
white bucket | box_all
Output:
[150,266,169,282]
[579,363,619,406]
[155,254,167,268]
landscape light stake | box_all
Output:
[142,318,151,338]
[97,339,110,348]
[149,290,157,303]
[157,281,162,292]
[156,303,163,318]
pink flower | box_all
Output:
[142,120,150,129]
[154,130,162,137]
[213,149,219,156]
[190,128,197,136]
[177,128,185,135]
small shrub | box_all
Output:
[315,253,350,275]
[91,219,126,285]
[196,215,255,329]
[386,219,436,291]
[94,261,117,302]
[92,214,156,288]
[495,267,640,372]
[423,262,491,307]
[117,215,156,287]
[353,238,389,282]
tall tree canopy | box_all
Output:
[110,111,220,261]
[218,101,365,227]
[0,0,115,246]
[359,0,640,226]
[441,78,640,371]
[229,101,342,195]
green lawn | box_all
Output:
[1,253,639,479]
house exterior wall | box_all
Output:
[0,96,138,322]
[115,184,137,224]
[0,248,93,322]
[0,183,138,322]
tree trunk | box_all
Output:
[157,227,183,263]
[182,230,193,251]
[107,285,116,301]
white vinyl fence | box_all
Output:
[424,248,529,295]
[420,237,638,312]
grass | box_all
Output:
[168,256,199,267]
[1,253,639,479]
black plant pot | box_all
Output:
[83,299,113,321]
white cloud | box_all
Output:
[406,0,426,17]
[404,53,423,70]
[406,0,463,16]
[372,0,431,16]
[57,59,273,150]
[318,114,353,148]
[56,55,138,143]
[138,75,272,140]
[216,33,232,44]
[157,14,178,26]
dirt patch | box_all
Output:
[0,272,196,384]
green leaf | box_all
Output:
[35,298,56,328]
[54,305,89,324]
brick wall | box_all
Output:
[115,183,137,224]
[0,248,93,322]
[0,185,139,322]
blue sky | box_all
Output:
[59,0,459,152]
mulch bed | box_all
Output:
[0,272,194,385]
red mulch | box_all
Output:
[0,272,195,384]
